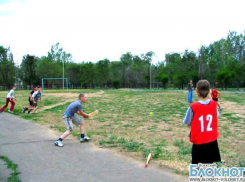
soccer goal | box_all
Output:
[41,78,69,92]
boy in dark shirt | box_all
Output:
[23,86,38,113]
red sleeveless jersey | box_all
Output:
[190,101,219,144]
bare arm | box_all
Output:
[77,110,90,118]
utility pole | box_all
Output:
[63,59,64,89]
[150,62,152,89]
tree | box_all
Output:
[155,73,169,89]
[112,79,120,89]
[173,72,188,89]
[0,46,15,87]
[216,69,234,90]
[96,59,111,88]
[20,55,38,86]
[141,51,155,87]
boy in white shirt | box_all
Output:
[0,85,17,113]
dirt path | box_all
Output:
[39,90,104,112]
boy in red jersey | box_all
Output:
[183,80,221,164]
[211,87,221,110]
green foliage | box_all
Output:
[0,156,21,182]
[20,55,38,86]
[0,46,15,87]
[216,69,234,89]
[155,73,169,89]
[2,30,245,89]
[112,79,120,89]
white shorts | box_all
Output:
[63,114,84,132]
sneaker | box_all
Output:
[28,111,31,114]
[8,110,13,113]
[23,107,28,113]
[54,140,64,147]
[80,136,90,142]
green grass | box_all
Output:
[0,156,21,182]
[0,88,244,174]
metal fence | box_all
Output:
[0,82,244,91]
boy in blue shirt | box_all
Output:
[55,93,90,147]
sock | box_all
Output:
[81,134,85,138]
[58,138,63,141]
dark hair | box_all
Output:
[13,85,16,88]
[79,93,85,99]
[196,80,210,98]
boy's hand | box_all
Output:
[14,98,17,101]
[83,114,90,119]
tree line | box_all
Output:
[0,31,244,90]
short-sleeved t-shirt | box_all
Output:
[64,100,82,117]
[211,90,218,99]
[6,89,14,98]
[32,91,42,102]
[29,90,35,101]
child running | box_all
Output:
[183,80,221,164]
[23,86,38,113]
[211,87,221,110]
[54,93,90,147]
[0,85,17,113]
[28,86,42,114]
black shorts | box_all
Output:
[29,100,34,106]
[192,140,221,164]
[212,98,218,102]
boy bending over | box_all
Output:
[55,93,90,147]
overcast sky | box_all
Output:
[0,0,245,64]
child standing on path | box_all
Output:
[0,86,17,113]
[183,80,221,164]
[54,93,90,147]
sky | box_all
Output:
[0,0,245,65]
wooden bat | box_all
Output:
[145,153,152,168]
[89,110,99,117]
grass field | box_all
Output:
[0,89,244,174]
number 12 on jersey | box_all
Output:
[199,114,213,132]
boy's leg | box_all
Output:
[217,102,221,109]
[0,98,10,112]
[192,143,212,164]
[72,116,90,142]
[80,123,85,135]
[210,140,221,163]
[33,106,38,113]
[190,91,193,102]
[60,131,72,140]
[9,99,15,111]
[188,91,191,102]
[55,115,73,147]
